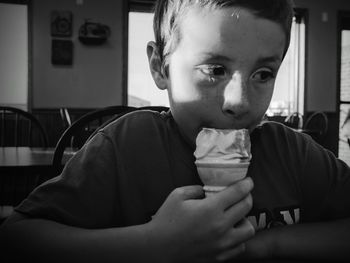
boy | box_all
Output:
[1,0,350,262]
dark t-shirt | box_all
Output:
[15,110,350,230]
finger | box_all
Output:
[216,243,246,262]
[211,177,254,210]
[233,218,256,242]
[220,218,255,250]
[224,194,253,226]
[172,185,205,200]
[215,219,255,261]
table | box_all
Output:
[0,147,75,169]
[0,147,76,208]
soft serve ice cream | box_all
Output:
[194,128,251,196]
[194,128,251,164]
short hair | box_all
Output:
[153,0,295,72]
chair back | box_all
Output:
[52,105,169,176]
[59,108,72,130]
[0,106,48,147]
[303,111,328,144]
[284,112,303,129]
[52,106,135,175]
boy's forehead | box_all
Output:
[177,6,286,62]
[180,5,285,39]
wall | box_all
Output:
[294,0,350,112]
[31,0,124,108]
[28,0,350,111]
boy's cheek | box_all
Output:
[171,90,203,103]
[169,81,202,102]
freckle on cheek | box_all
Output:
[202,90,220,101]
[199,92,207,100]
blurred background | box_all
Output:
[1,0,350,164]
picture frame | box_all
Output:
[51,10,73,37]
[51,39,73,65]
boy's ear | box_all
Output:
[147,41,168,90]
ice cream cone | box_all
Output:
[196,161,249,196]
[194,128,251,197]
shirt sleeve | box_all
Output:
[15,132,123,228]
[300,137,350,221]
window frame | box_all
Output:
[267,8,308,118]
[295,8,308,116]
[336,11,350,161]
[0,0,31,110]
[123,1,155,105]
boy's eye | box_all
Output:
[196,65,226,82]
[252,69,275,82]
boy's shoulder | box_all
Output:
[256,120,303,135]
[253,120,313,146]
[253,120,285,135]
[98,108,173,139]
[111,108,170,126]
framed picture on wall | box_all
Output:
[51,10,73,37]
[51,39,73,65]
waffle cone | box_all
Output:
[195,162,249,196]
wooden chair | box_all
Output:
[52,105,136,175]
[52,105,169,176]
[0,106,49,224]
[284,112,303,129]
[303,111,329,144]
[59,107,72,130]
[0,106,48,147]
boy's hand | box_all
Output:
[147,177,255,263]
[238,228,274,260]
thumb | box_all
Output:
[175,185,204,200]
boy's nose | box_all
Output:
[222,71,249,117]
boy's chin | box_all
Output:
[202,124,250,131]
[203,120,260,131]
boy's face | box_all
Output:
[155,7,286,145]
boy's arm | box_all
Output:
[0,179,255,263]
[244,127,350,261]
[244,218,350,261]
[0,212,156,263]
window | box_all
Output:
[267,12,306,117]
[338,13,350,166]
[128,8,306,115]
[128,11,168,107]
[0,2,28,110]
